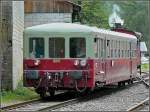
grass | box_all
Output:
[141,63,149,72]
[1,86,39,104]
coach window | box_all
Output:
[118,41,120,58]
[29,38,44,58]
[107,40,110,58]
[111,40,113,58]
[133,43,136,57]
[70,38,86,58]
[131,42,133,57]
[116,41,118,58]
[114,40,117,58]
[135,50,137,57]
[131,43,133,57]
[125,41,127,58]
[49,38,65,58]
[99,39,101,58]
[127,42,130,57]
[121,41,124,58]
[134,42,137,57]
[100,39,104,58]
[114,40,116,58]
[122,50,124,57]
[94,38,98,58]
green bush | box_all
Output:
[141,63,149,72]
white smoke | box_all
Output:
[109,4,124,27]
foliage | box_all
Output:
[114,1,149,43]
[1,86,38,103]
[141,63,149,72]
[78,0,149,45]
[80,0,109,28]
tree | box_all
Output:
[78,0,149,45]
[104,1,149,43]
[80,0,109,28]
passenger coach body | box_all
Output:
[23,23,138,97]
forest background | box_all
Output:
[76,0,149,46]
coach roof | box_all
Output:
[24,23,93,33]
[24,23,137,40]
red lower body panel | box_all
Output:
[94,58,137,85]
[23,59,94,90]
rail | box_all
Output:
[1,99,40,111]
[136,74,149,88]
[127,97,149,111]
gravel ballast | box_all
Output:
[53,83,149,111]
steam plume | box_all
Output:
[109,4,124,27]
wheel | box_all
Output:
[118,82,122,87]
[49,90,55,96]
[49,90,55,97]
[128,79,133,84]
[118,81,125,87]
[40,92,46,99]
[36,87,46,99]
[82,88,91,95]
[127,80,131,84]
[130,79,133,84]
[122,82,125,86]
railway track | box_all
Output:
[1,92,79,111]
[127,97,149,112]
[1,75,149,111]
[1,99,40,111]
[126,72,149,112]
[137,72,149,88]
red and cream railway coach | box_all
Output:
[23,23,138,98]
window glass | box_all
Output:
[122,50,124,57]
[118,49,120,57]
[117,41,119,58]
[111,49,113,58]
[134,50,137,57]
[99,39,101,58]
[94,38,98,58]
[100,39,104,58]
[125,50,127,57]
[49,38,65,58]
[111,40,113,58]
[29,38,44,58]
[70,38,86,58]
[115,49,117,57]
[125,41,127,58]
[118,41,120,58]
[107,40,110,58]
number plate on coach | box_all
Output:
[53,59,61,63]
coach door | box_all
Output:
[99,38,106,82]
[94,37,106,83]
[129,42,132,74]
